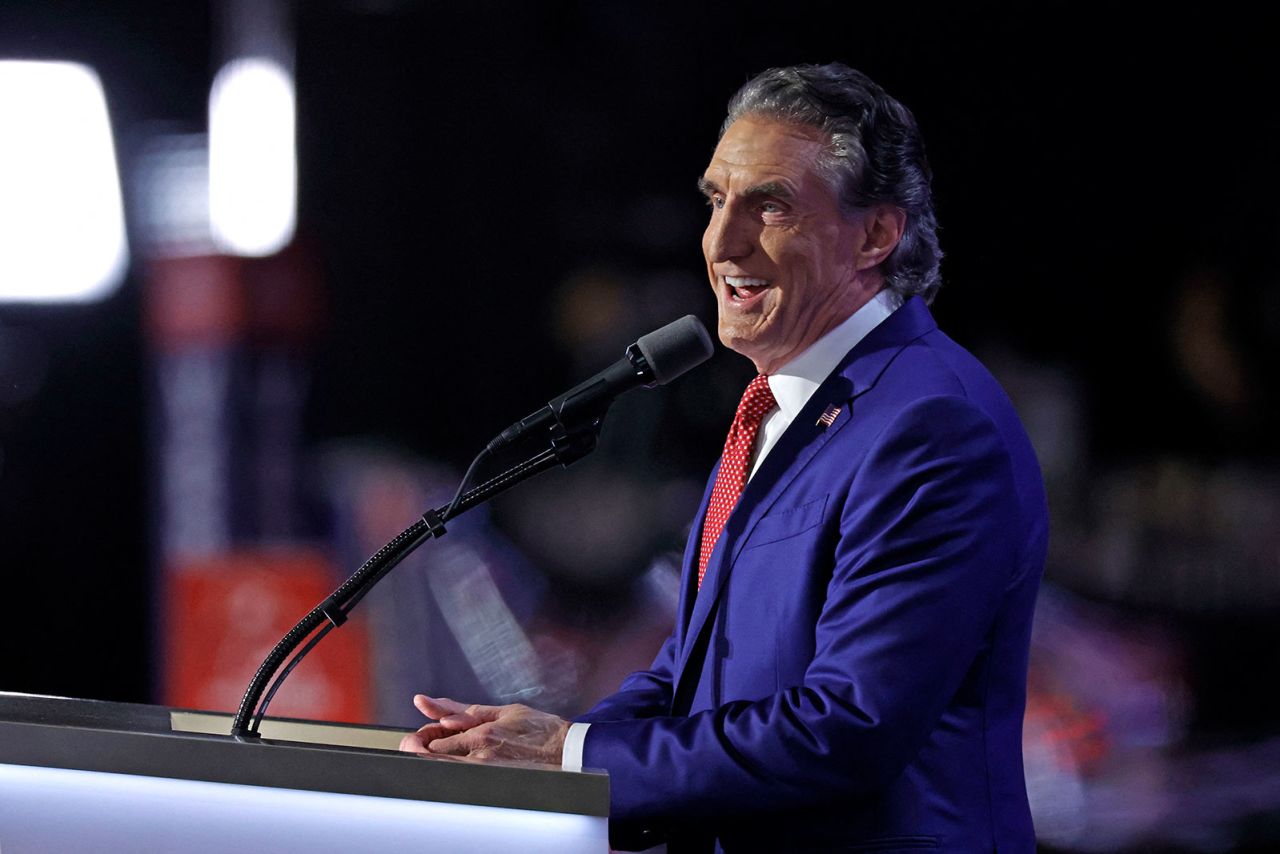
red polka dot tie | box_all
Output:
[697,374,777,589]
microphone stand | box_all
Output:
[229,418,603,738]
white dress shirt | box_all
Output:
[562,289,900,772]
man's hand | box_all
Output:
[398,695,570,765]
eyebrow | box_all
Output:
[696,176,795,200]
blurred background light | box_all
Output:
[133,132,216,259]
[208,58,296,257]
[0,60,129,303]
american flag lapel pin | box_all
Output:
[816,403,841,428]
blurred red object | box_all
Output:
[163,550,370,724]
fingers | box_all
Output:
[413,694,467,717]
[411,722,454,741]
[406,694,501,758]
[404,696,565,764]
[402,694,489,754]
[400,729,489,760]
[400,723,459,753]
[400,721,490,757]
[426,729,484,756]
[418,694,505,718]
[399,731,428,753]
[413,694,500,730]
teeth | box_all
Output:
[725,276,769,288]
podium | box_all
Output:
[0,692,609,853]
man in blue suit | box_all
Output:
[402,63,1048,853]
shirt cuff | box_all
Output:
[561,722,590,772]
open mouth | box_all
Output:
[725,275,770,304]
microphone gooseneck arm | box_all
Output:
[232,440,573,737]
[229,315,713,738]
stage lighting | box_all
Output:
[0,61,129,303]
[208,58,297,257]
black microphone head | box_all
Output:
[635,315,714,385]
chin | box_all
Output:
[716,322,746,352]
[718,333,763,367]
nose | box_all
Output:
[703,200,754,264]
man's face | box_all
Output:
[700,116,882,374]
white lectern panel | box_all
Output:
[0,762,608,853]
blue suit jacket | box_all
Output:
[576,298,1048,853]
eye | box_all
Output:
[760,201,784,214]
[707,194,725,210]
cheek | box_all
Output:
[787,242,842,298]
[768,232,818,272]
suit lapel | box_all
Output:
[673,297,939,692]
[674,376,855,683]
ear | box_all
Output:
[854,204,907,272]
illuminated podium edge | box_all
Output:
[0,692,608,817]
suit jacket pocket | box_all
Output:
[743,494,828,549]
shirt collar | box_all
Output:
[766,289,899,420]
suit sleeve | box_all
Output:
[581,394,1023,840]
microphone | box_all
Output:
[232,315,711,737]
[488,315,713,451]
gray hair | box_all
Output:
[723,63,942,304]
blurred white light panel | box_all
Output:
[0,61,129,303]
[209,58,297,257]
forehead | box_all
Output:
[703,116,831,192]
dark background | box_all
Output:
[1,0,1276,764]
